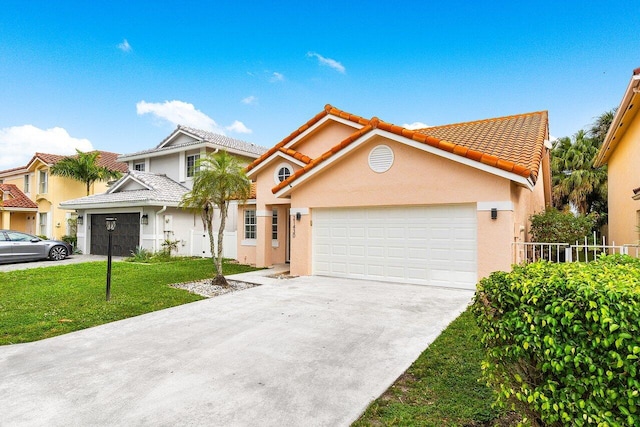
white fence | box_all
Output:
[190,230,237,259]
[514,238,640,264]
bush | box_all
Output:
[472,255,640,426]
[61,235,77,248]
[127,246,152,263]
[530,208,598,244]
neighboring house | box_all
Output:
[0,152,127,239]
[0,184,39,233]
[240,104,552,290]
[594,66,640,246]
[60,125,267,257]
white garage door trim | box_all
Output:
[312,205,477,290]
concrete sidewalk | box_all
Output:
[0,275,473,426]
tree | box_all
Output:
[50,150,122,195]
[180,151,250,286]
[551,110,614,217]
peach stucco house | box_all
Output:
[238,105,551,290]
[594,67,640,246]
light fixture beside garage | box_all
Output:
[141,214,149,225]
[368,145,394,173]
[491,208,498,220]
[77,215,83,226]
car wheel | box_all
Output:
[49,245,68,261]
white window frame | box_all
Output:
[133,162,145,172]
[271,208,279,246]
[186,154,200,178]
[273,163,293,184]
[38,212,48,237]
[23,174,30,193]
[244,209,256,240]
[39,170,48,194]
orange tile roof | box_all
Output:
[278,148,312,164]
[0,184,38,209]
[25,151,129,173]
[271,105,548,194]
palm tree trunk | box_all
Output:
[213,203,228,287]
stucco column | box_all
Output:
[289,208,312,276]
[255,208,272,267]
[476,208,514,280]
[1,211,10,229]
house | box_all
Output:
[239,104,551,289]
[0,152,127,239]
[60,125,267,257]
[594,67,640,247]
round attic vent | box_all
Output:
[368,145,394,173]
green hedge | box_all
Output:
[472,255,640,426]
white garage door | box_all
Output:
[312,205,477,289]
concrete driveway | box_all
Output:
[0,254,125,272]
[0,274,474,426]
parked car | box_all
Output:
[0,230,73,264]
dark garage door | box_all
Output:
[90,213,140,257]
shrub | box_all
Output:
[61,235,77,248]
[530,208,598,244]
[128,246,152,263]
[472,255,640,426]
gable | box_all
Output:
[287,119,361,159]
[159,131,199,149]
[290,135,512,208]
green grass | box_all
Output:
[0,258,258,345]
[353,308,518,427]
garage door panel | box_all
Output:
[313,205,477,290]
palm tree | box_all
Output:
[588,109,616,145]
[50,150,122,195]
[180,151,250,286]
[551,130,607,215]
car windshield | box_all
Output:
[6,231,38,242]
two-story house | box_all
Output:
[0,152,127,239]
[60,125,267,257]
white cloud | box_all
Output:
[270,72,284,83]
[226,120,252,134]
[402,122,430,130]
[0,125,93,169]
[136,100,225,134]
[117,39,132,52]
[307,52,346,74]
[242,95,257,105]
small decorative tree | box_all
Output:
[180,151,250,286]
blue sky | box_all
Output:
[1,0,639,169]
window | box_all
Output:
[187,154,200,177]
[39,213,47,236]
[274,163,293,184]
[134,162,145,172]
[244,209,256,239]
[272,208,278,240]
[39,170,48,193]
[23,175,29,193]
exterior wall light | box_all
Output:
[141,214,149,225]
[77,215,83,226]
[491,208,498,220]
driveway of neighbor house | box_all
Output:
[0,273,474,427]
[0,254,125,272]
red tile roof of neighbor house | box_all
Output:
[268,105,549,194]
[29,151,129,173]
[0,184,38,209]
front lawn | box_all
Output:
[0,258,257,345]
[353,308,518,426]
